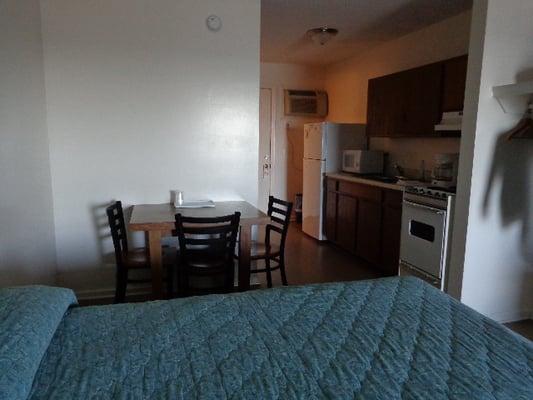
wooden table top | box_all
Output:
[129,201,269,231]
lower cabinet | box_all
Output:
[324,190,337,242]
[324,178,402,276]
[381,193,403,275]
[337,195,357,252]
[355,199,382,265]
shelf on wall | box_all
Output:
[492,80,533,114]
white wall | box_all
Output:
[325,11,472,176]
[449,0,533,322]
[260,63,326,203]
[40,0,261,291]
[0,0,57,286]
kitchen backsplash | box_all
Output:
[370,137,461,180]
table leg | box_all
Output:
[238,225,252,291]
[147,230,163,299]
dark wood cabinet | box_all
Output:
[324,177,403,275]
[381,190,403,275]
[355,199,382,264]
[397,63,443,137]
[367,74,403,137]
[366,55,467,137]
[337,195,357,252]
[324,190,337,242]
[442,55,468,112]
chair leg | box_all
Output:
[227,262,235,293]
[265,258,273,288]
[178,266,188,298]
[114,273,120,303]
[166,265,174,298]
[115,269,128,303]
[279,257,288,286]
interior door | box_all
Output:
[258,88,272,213]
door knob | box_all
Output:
[262,163,270,178]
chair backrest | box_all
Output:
[174,212,241,293]
[267,196,293,249]
[106,201,128,264]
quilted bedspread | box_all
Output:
[0,286,77,400]
[1,277,532,399]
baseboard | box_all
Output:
[75,285,151,301]
[491,309,533,324]
[75,275,262,302]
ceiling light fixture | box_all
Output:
[307,27,339,46]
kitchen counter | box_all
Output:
[326,172,404,191]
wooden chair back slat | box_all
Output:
[266,195,293,253]
[106,201,128,263]
[174,212,241,296]
[270,206,287,216]
[180,225,237,235]
[270,215,286,226]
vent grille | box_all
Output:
[290,98,318,114]
[284,90,328,117]
[287,90,317,96]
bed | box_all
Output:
[1,277,532,400]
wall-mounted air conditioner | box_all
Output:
[284,90,328,117]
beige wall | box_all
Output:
[325,11,472,177]
[41,0,261,293]
[0,0,57,286]
[260,63,326,204]
[449,0,533,322]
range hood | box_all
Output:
[435,111,463,131]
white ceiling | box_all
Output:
[261,0,472,66]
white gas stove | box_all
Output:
[399,185,456,290]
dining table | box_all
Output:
[128,201,270,298]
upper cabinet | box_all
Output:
[441,55,468,112]
[366,55,468,137]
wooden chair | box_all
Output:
[249,196,293,288]
[106,201,174,303]
[174,212,240,297]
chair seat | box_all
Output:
[184,251,230,272]
[123,248,149,269]
[123,246,176,270]
[250,241,280,259]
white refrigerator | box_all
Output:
[302,122,367,240]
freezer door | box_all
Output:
[302,158,326,240]
[304,123,325,160]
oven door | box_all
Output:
[399,262,442,289]
[400,200,447,278]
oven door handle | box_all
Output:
[403,200,446,215]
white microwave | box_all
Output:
[342,150,384,174]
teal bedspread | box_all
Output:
[0,286,77,400]
[1,277,532,399]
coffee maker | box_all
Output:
[431,153,459,189]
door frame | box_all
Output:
[258,87,274,211]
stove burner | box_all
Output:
[406,185,456,199]
[427,186,456,193]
